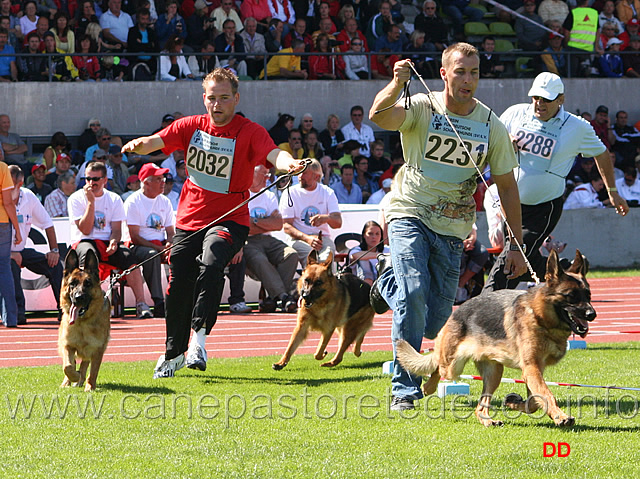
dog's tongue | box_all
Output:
[575,317,589,338]
[69,305,78,325]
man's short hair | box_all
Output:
[341,164,355,174]
[8,164,23,182]
[202,67,239,94]
[350,105,364,115]
[291,38,305,50]
[57,171,75,189]
[288,128,301,139]
[353,155,367,166]
[86,161,107,177]
[0,27,8,36]
[137,7,150,17]
[222,18,235,29]
[442,42,479,69]
[96,127,111,139]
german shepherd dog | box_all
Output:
[272,250,375,370]
[58,249,111,391]
[396,250,595,427]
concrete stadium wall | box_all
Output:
[3,78,639,137]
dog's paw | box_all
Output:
[84,383,96,392]
[314,350,328,360]
[554,415,575,428]
[321,360,340,367]
[60,377,71,388]
[64,365,80,383]
[504,392,525,406]
[272,362,286,371]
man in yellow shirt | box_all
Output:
[260,38,308,79]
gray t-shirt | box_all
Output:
[0,132,26,164]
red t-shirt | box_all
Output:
[159,114,276,230]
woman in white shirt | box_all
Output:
[159,34,194,81]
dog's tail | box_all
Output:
[395,340,437,377]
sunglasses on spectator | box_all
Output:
[84,176,104,182]
[291,136,302,141]
[90,123,101,127]
[532,96,557,103]
[101,136,111,141]
[95,155,106,159]
[352,42,362,45]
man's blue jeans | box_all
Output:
[377,218,462,400]
[0,223,17,326]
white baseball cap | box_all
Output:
[527,72,564,100]
[607,37,623,48]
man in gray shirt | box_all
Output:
[0,114,28,177]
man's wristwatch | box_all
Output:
[509,243,526,253]
[252,217,258,225]
[50,248,59,254]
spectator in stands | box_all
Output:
[0,114,28,177]
[264,17,284,53]
[44,171,76,217]
[18,31,47,81]
[600,36,624,76]
[479,36,504,78]
[538,0,569,25]
[366,0,394,49]
[404,30,438,79]
[616,166,640,205]
[74,0,99,38]
[0,26,16,82]
[68,161,153,319]
[311,1,336,34]
[19,1,39,37]
[368,139,390,176]
[563,171,610,209]
[367,177,391,204]
[188,39,219,78]
[124,163,175,317]
[45,148,72,187]
[343,36,369,79]
[244,164,298,313]
[43,31,79,81]
[79,118,101,154]
[107,145,128,196]
[8,165,63,325]
[599,0,624,34]
[341,105,375,157]
[353,154,378,203]
[335,3,354,33]
[156,0,186,49]
[86,22,121,53]
[564,0,600,77]
[127,8,158,80]
[620,18,640,50]
[162,172,178,209]
[441,0,484,38]
[318,113,345,160]
[214,18,248,76]
[374,21,403,53]
[336,17,368,52]
[73,33,101,81]
[99,0,133,50]
[159,34,195,81]
[211,0,243,33]
[331,138,361,179]
[283,17,312,50]
[331,163,362,203]
[32,16,50,50]
[268,113,295,144]
[259,37,308,78]
[378,150,404,187]
[0,0,19,41]
[598,20,621,53]
[611,110,640,169]
[240,0,273,34]
[309,31,344,79]
[623,34,640,76]
[78,148,113,188]
[27,164,53,204]
[617,0,640,25]
[280,158,342,268]
[34,0,57,18]
[311,16,337,46]
[591,105,615,150]
[298,113,316,137]
[413,0,447,54]
[493,0,523,23]
[85,127,123,163]
[516,0,547,52]
[539,31,568,76]
[186,0,216,51]
[348,220,387,285]
[240,16,266,78]
[0,17,14,51]
[567,156,596,186]
[269,0,296,35]
[302,129,325,159]
[278,128,304,158]
[371,48,398,79]
[122,173,140,201]
[51,11,75,53]
[173,158,187,194]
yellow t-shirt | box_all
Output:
[0,161,15,223]
[260,48,301,79]
[384,91,517,240]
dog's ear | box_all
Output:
[307,249,319,265]
[566,249,588,276]
[83,249,101,280]
[64,249,79,276]
[545,249,562,283]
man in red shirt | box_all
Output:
[123,68,303,379]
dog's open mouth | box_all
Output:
[68,304,88,325]
[565,311,589,338]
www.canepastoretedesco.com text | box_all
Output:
[4,389,639,427]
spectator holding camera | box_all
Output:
[309,32,344,79]
[186,0,216,50]
[156,0,187,49]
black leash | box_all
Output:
[103,160,312,290]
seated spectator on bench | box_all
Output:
[67,161,153,318]
[348,220,388,286]
[44,171,76,218]
[563,171,611,209]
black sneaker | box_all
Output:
[17,315,26,325]
[259,297,277,313]
[370,253,391,314]
[279,294,297,313]
[390,396,415,411]
[153,301,165,318]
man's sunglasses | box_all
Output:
[84,176,104,182]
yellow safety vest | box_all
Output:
[567,7,599,52]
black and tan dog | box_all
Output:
[396,250,595,427]
[273,250,375,370]
[58,249,111,391]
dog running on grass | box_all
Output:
[58,249,111,392]
[272,250,375,370]
[396,250,595,427]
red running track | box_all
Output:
[1,277,638,369]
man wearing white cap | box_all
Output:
[484,72,629,291]
[599,37,624,77]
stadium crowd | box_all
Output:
[3,0,640,81]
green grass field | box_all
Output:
[2,344,640,478]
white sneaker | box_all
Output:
[186,343,208,371]
[136,302,153,319]
[229,301,252,314]
[153,354,185,379]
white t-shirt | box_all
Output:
[616,176,640,203]
[249,189,279,237]
[279,183,340,237]
[563,183,604,210]
[68,189,125,241]
[12,188,53,252]
[124,190,175,242]
[341,121,376,157]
